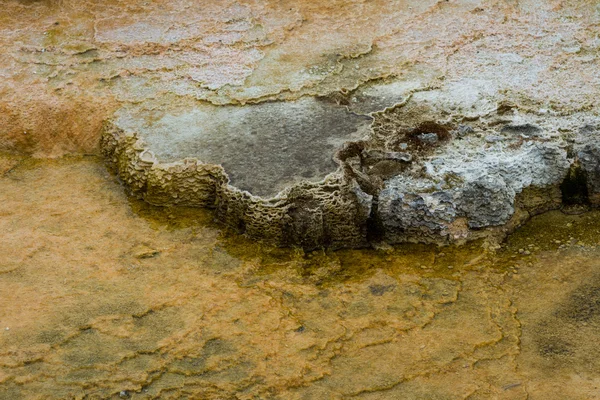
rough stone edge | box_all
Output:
[101,116,600,250]
[100,120,372,249]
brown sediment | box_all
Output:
[3,154,600,398]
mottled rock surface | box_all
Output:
[4,2,600,397]
[2,0,600,246]
[4,155,600,399]
[103,84,598,247]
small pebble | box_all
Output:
[447,265,454,269]
[5,327,9,331]
[416,132,439,143]
[523,250,531,255]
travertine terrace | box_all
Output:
[4,1,600,399]
[2,0,599,247]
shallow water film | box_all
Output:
[3,155,600,399]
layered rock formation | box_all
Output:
[102,82,600,247]
[2,0,599,247]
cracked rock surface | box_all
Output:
[103,86,599,247]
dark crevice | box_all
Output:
[560,161,589,206]
[366,195,385,243]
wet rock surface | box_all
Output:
[3,155,600,399]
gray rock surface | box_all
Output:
[379,137,571,244]
[102,78,600,248]
[575,124,600,203]
[112,97,372,198]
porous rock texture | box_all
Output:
[102,84,599,247]
[2,0,600,247]
[101,115,374,249]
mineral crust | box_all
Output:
[102,81,600,248]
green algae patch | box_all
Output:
[127,196,217,232]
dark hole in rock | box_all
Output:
[405,122,451,151]
[560,162,589,206]
[366,197,385,243]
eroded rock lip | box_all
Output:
[102,82,600,249]
[112,97,372,198]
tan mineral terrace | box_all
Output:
[4,155,600,399]
[2,0,600,399]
